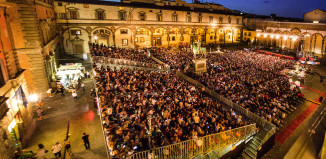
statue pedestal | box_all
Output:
[193,58,207,73]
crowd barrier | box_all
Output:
[92,56,170,70]
[127,124,256,159]
[89,57,111,158]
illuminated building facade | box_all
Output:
[0,0,61,157]
[245,10,326,56]
[54,0,243,54]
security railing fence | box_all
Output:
[90,57,111,159]
[175,71,276,147]
[92,56,170,70]
[126,124,256,159]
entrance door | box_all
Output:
[157,37,162,46]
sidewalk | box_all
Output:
[25,77,107,159]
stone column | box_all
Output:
[309,35,313,53]
[313,34,317,53]
[214,29,217,45]
[321,39,325,56]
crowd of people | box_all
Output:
[93,65,249,158]
[193,51,304,126]
[90,43,157,64]
[90,43,305,157]
[152,49,194,71]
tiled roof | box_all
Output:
[56,0,241,16]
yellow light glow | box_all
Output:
[292,36,298,41]
[270,35,274,38]
[276,35,280,39]
[257,33,261,37]
[283,36,288,40]
[94,36,98,40]
[28,94,38,102]
[8,120,17,131]
[263,34,267,38]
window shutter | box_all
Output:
[103,13,106,19]
[95,12,98,19]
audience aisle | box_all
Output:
[24,69,107,159]
[262,65,326,158]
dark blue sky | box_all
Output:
[103,0,326,18]
[187,0,326,18]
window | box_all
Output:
[248,32,251,36]
[209,16,213,23]
[186,12,191,22]
[135,37,138,42]
[71,30,81,35]
[198,16,202,23]
[219,17,223,23]
[120,7,125,10]
[139,12,146,21]
[140,37,145,42]
[186,16,191,22]
[198,13,202,23]
[172,12,178,22]
[315,10,319,14]
[70,10,77,19]
[180,35,184,41]
[244,32,247,36]
[228,17,231,23]
[210,36,213,40]
[172,36,175,41]
[83,4,89,8]
[120,29,128,34]
[0,60,7,87]
[236,18,240,24]
[0,59,8,86]
[118,10,127,20]
[95,9,105,20]
[313,20,319,23]
[157,13,162,21]
[122,39,128,46]
[58,2,62,6]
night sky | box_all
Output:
[187,0,326,18]
[103,0,326,19]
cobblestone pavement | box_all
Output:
[24,62,107,159]
[262,65,326,159]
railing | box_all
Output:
[89,56,111,159]
[92,56,170,70]
[127,124,256,159]
[175,71,276,146]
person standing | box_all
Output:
[320,76,324,84]
[61,87,65,96]
[72,90,77,102]
[51,142,62,159]
[37,144,47,159]
[82,133,90,150]
[37,108,43,120]
[64,139,73,156]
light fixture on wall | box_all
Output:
[94,36,98,40]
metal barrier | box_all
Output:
[127,124,256,159]
[90,56,111,159]
[175,71,276,146]
[92,56,170,70]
